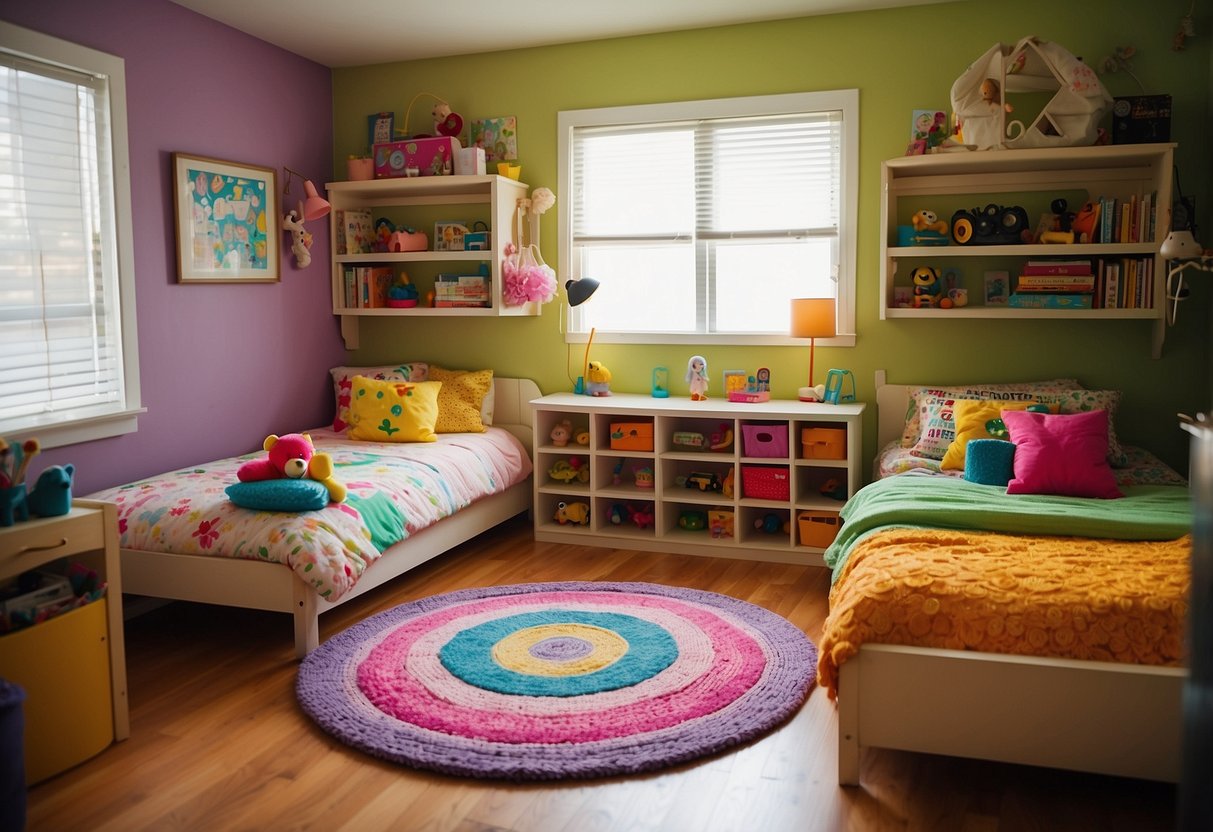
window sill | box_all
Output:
[3,408,145,450]
[563,332,856,348]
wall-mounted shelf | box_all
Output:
[879,143,1176,357]
[326,175,537,349]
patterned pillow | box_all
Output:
[330,363,428,432]
[428,366,493,433]
[1032,389,1128,467]
[900,379,1080,448]
[347,377,441,443]
[939,399,1055,470]
[911,387,1127,466]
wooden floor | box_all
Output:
[26,516,1178,831]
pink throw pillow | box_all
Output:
[1003,409,1122,499]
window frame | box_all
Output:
[0,21,142,449]
[556,89,858,347]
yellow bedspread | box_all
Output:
[817,528,1191,698]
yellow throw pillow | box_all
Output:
[940,399,1054,470]
[428,367,493,433]
[347,377,441,443]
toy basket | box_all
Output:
[741,466,790,501]
[741,424,788,458]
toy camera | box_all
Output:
[950,204,1030,245]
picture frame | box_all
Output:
[469,116,518,163]
[983,270,1010,305]
[172,153,279,283]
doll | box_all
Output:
[686,355,709,401]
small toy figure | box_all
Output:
[910,265,942,308]
[550,419,573,447]
[686,355,709,401]
[586,361,612,396]
[554,501,590,525]
[911,209,949,235]
[282,210,313,268]
[980,78,1014,113]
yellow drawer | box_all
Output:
[0,598,113,783]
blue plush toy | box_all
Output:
[27,464,74,518]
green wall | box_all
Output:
[333,0,1212,473]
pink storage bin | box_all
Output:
[741,424,789,458]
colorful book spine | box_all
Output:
[1021,260,1092,276]
[1016,275,1095,290]
[1007,293,1093,309]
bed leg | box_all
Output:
[292,579,320,659]
[838,661,861,786]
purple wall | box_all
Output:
[2,0,344,494]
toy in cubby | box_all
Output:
[554,500,590,525]
[609,502,654,529]
[678,510,708,531]
[753,512,790,535]
[547,457,589,484]
[708,510,734,539]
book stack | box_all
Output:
[1009,259,1094,309]
[342,266,394,308]
[434,273,490,307]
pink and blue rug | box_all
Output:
[296,581,817,780]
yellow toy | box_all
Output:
[911,209,949,235]
[586,361,612,397]
[910,265,942,308]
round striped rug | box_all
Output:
[296,581,817,780]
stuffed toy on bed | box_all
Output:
[227,433,347,511]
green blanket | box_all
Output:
[824,476,1192,583]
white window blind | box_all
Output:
[0,24,140,446]
[559,91,857,343]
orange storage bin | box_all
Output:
[798,510,841,548]
[610,422,653,451]
[801,427,846,460]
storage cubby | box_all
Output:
[532,393,864,567]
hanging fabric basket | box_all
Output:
[951,36,1112,151]
[502,194,557,306]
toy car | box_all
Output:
[683,471,722,492]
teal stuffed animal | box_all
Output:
[27,464,74,518]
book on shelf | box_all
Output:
[1021,259,1092,276]
[367,266,394,308]
[1094,192,1157,244]
[1095,257,1154,309]
[1007,293,1093,309]
[1015,274,1095,292]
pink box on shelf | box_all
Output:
[373,137,461,178]
[741,424,788,458]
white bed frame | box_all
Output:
[119,377,540,659]
[836,371,1186,785]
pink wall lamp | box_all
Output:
[282,166,330,269]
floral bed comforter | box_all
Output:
[87,427,532,602]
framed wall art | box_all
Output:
[172,153,279,283]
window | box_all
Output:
[557,90,857,345]
[0,22,141,448]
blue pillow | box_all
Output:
[225,479,329,512]
[963,439,1016,487]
